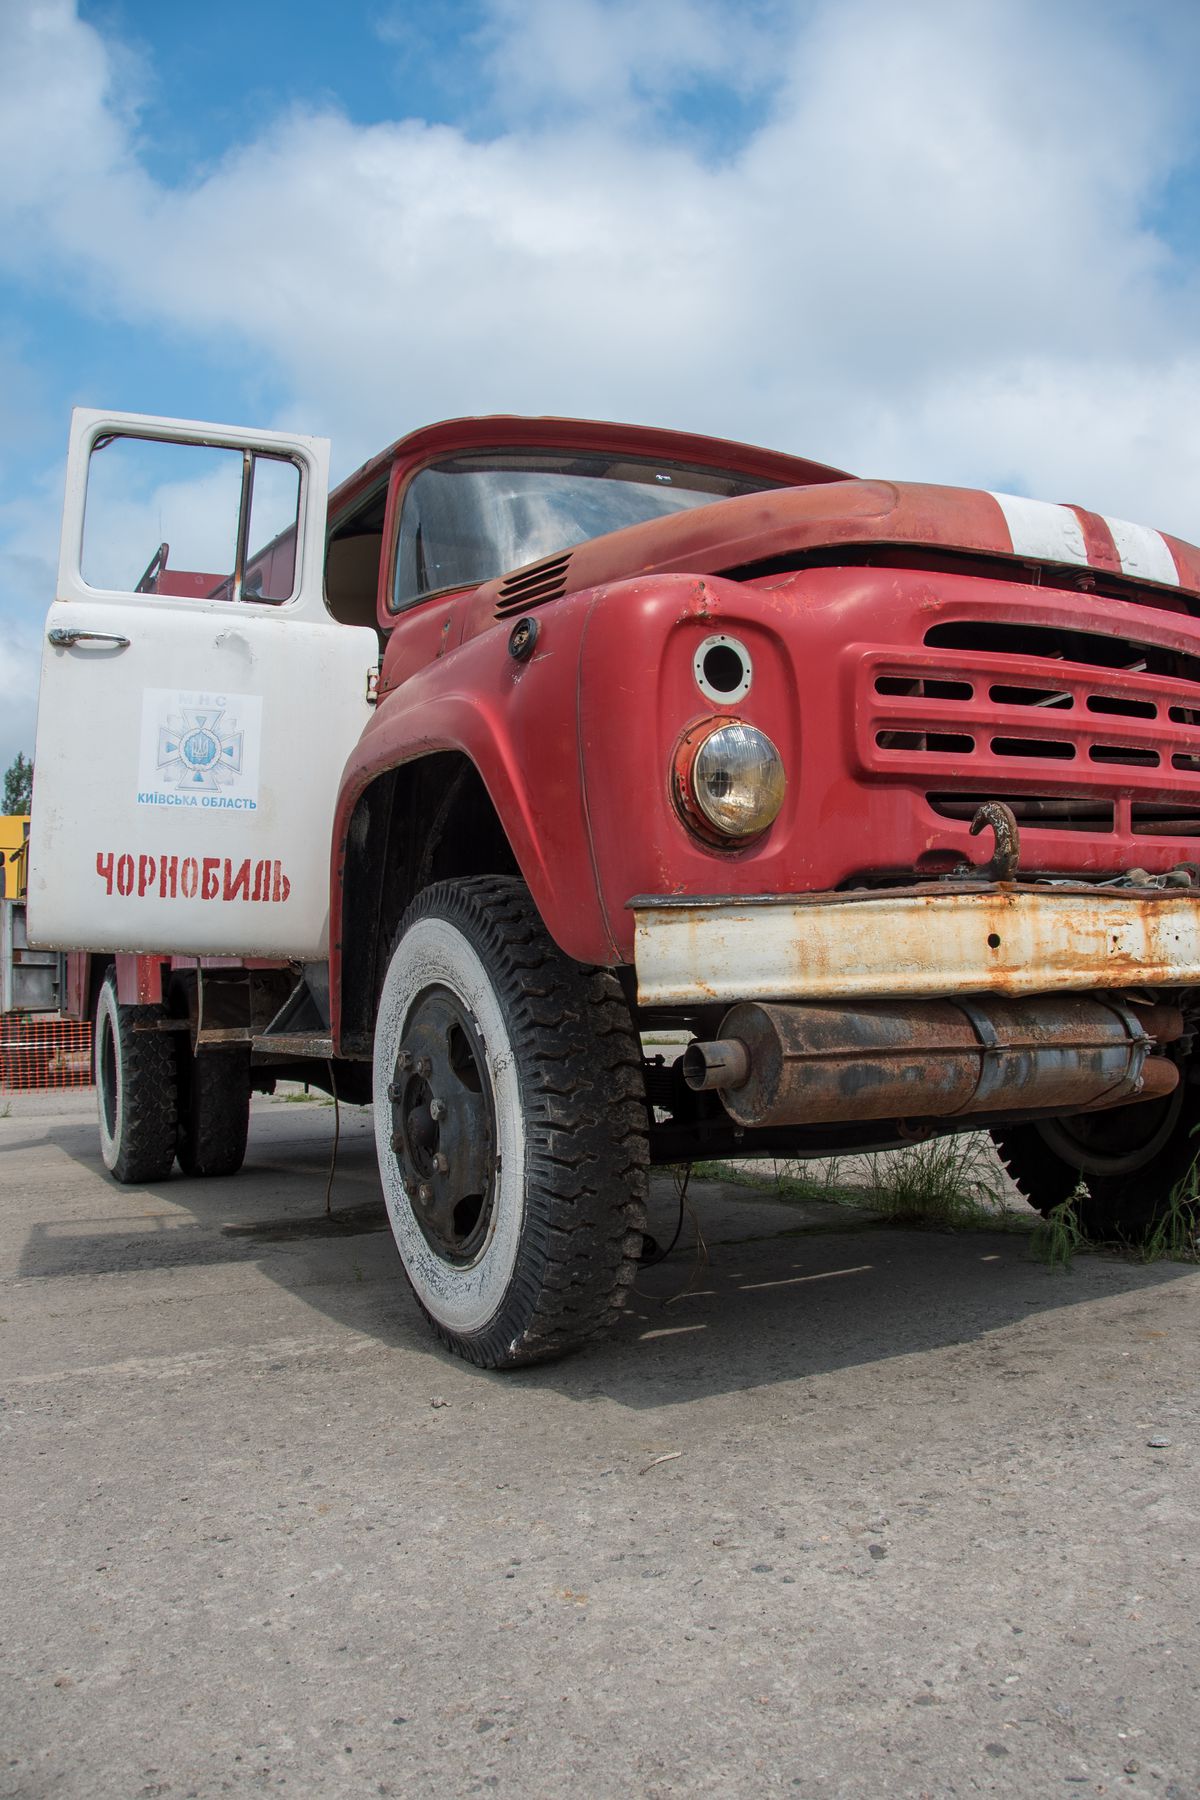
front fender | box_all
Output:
[330,594,618,984]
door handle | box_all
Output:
[47,628,131,649]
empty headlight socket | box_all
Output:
[694,634,752,705]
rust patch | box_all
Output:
[703,993,1157,1129]
[633,884,1200,1007]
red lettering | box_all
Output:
[96,849,289,904]
[223,858,251,902]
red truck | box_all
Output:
[29,407,1200,1365]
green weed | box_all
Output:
[1031,1188,1089,1269]
[1135,1172,1200,1264]
[1029,1173,1199,1270]
[863,1133,1017,1231]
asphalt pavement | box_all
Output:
[2,1087,1198,1798]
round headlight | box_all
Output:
[690,722,786,839]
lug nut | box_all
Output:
[390,1130,404,1153]
[416,1056,432,1078]
[396,1051,412,1073]
[429,1097,446,1121]
[417,1182,433,1205]
[433,1152,449,1174]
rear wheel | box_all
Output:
[175,1041,251,1178]
[373,877,648,1368]
[992,1077,1199,1240]
[94,970,177,1184]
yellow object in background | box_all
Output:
[0,815,30,900]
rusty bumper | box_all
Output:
[629,884,1200,1008]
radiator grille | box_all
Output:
[923,619,1200,686]
[863,614,1200,841]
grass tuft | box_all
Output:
[1030,1187,1089,1269]
[697,1133,1020,1231]
[691,1129,1198,1269]
[1134,1171,1200,1264]
[1030,1173,1199,1269]
[863,1133,1016,1230]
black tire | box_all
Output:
[94,970,178,1184]
[992,1078,1200,1240]
[176,1043,251,1178]
[372,876,648,1368]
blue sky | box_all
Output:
[2,0,1200,774]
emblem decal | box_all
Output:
[158,705,243,792]
[137,688,262,810]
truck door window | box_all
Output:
[80,432,301,603]
[242,455,300,601]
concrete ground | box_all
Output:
[2,1087,1198,1800]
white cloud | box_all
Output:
[2,0,1200,775]
[0,432,63,756]
[474,0,774,122]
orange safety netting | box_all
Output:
[0,1014,94,1090]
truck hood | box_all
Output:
[469,479,1200,629]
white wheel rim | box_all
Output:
[96,983,122,1170]
[373,915,526,1336]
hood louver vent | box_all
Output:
[495,552,573,618]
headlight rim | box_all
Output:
[671,715,786,847]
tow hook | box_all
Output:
[970,801,1020,882]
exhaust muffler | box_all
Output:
[682,995,1181,1128]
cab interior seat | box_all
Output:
[324,529,384,636]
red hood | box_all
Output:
[467,480,1200,630]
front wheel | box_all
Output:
[992,1075,1200,1240]
[372,878,648,1368]
[94,970,178,1184]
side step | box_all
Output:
[252,968,333,1062]
[253,1033,334,1060]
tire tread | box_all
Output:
[96,976,177,1184]
[385,877,648,1368]
[176,1048,251,1178]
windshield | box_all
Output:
[392,450,780,608]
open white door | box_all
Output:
[27,408,378,959]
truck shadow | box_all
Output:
[16,1097,1200,1410]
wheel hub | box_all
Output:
[388,988,495,1263]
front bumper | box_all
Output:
[630,883,1200,1007]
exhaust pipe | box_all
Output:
[682,995,1182,1129]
